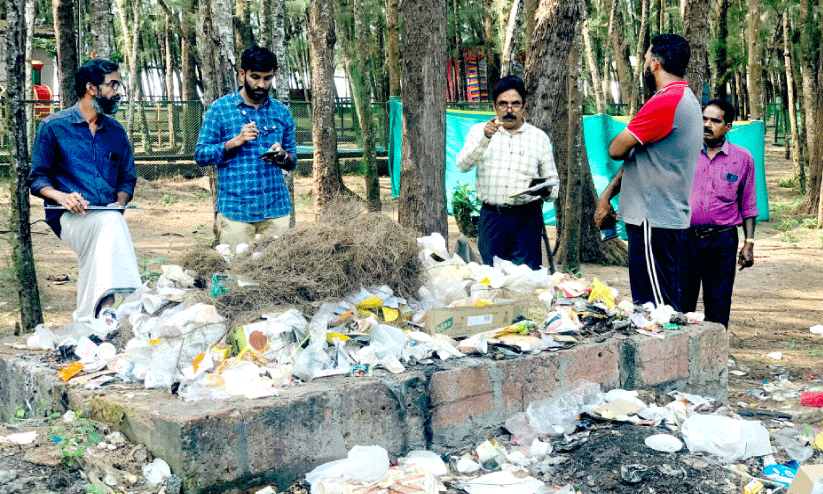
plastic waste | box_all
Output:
[292,341,333,382]
[370,324,407,359]
[305,445,390,487]
[399,450,448,477]
[526,381,604,436]
[144,341,181,389]
[457,471,549,494]
[801,391,823,407]
[143,458,171,487]
[773,429,814,463]
[505,412,539,447]
[681,414,771,462]
[811,478,823,494]
[27,324,60,350]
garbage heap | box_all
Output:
[283,381,823,494]
[27,223,704,400]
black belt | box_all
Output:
[481,201,540,215]
[689,225,735,239]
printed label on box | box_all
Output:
[467,314,494,327]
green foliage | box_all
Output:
[775,217,799,232]
[451,183,480,238]
[777,175,798,189]
[158,193,179,205]
[137,255,168,283]
[85,484,106,494]
[47,416,103,469]
[800,217,819,229]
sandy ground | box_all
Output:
[1,136,822,492]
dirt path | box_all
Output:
[1,136,821,492]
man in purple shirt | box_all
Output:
[681,99,758,328]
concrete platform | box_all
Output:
[0,323,727,493]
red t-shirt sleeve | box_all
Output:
[625,89,683,145]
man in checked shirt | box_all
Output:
[456,76,559,270]
[680,99,758,328]
[196,44,297,251]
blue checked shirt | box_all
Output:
[196,89,297,222]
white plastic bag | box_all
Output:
[305,445,390,487]
[370,324,407,359]
[681,414,771,462]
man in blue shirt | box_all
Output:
[28,59,142,322]
[196,44,297,250]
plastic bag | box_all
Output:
[681,414,771,462]
[773,429,814,463]
[292,342,332,382]
[370,324,407,359]
[305,445,390,486]
[526,382,604,436]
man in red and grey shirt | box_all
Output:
[681,99,757,327]
[594,34,703,310]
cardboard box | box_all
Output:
[788,464,823,494]
[424,301,528,338]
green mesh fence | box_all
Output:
[1,98,391,178]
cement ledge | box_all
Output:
[0,322,728,493]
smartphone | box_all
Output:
[260,150,281,160]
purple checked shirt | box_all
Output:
[689,140,759,227]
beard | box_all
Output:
[244,80,271,103]
[643,67,656,92]
[93,94,120,115]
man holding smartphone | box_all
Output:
[456,76,559,270]
[196,44,297,251]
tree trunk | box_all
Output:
[235,0,254,48]
[271,0,296,227]
[799,0,817,174]
[484,0,497,97]
[582,18,605,114]
[500,0,523,78]
[7,0,44,332]
[557,25,583,271]
[88,0,114,59]
[524,0,539,50]
[608,0,632,108]
[712,0,729,98]
[352,0,381,211]
[53,0,79,109]
[398,0,448,240]
[746,0,763,120]
[629,0,648,115]
[386,0,401,97]
[451,0,466,101]
[198,0,237,108]
[181,0,200,153]
[783,13,804,194]
[25,0,35,150]
[806,43,823,218]
[309,0,345,215]
[682,0,710,101]
[525,0,628,267]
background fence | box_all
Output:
[0,96,792,179]
[0,98,392,178]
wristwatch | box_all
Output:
[275,151,288,165]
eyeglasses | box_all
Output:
[99,80,123,91]
[496,100,523,111]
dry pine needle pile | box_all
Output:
[203,203,424,325]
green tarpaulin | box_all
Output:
[388,105,769,231]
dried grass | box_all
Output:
[212,200,424,326]
[178,243,229,278]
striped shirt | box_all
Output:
[195,89,297,222]
[456,121,559,205]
